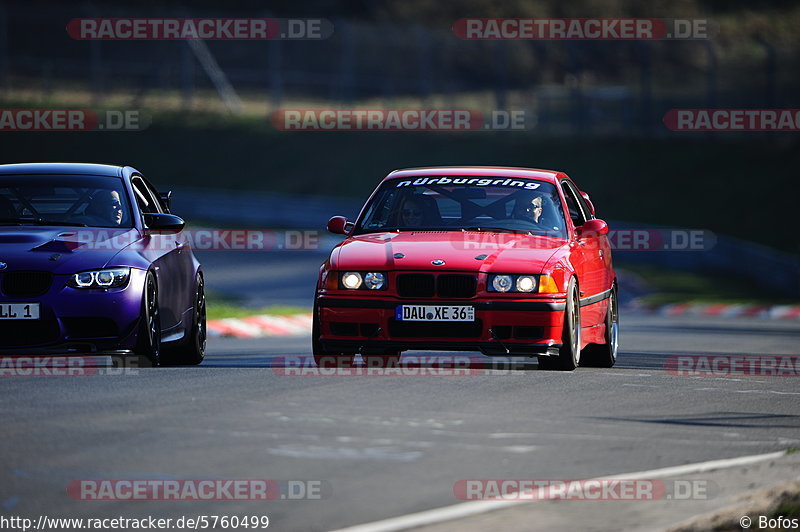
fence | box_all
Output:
[0,4,798,135]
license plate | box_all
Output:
[0,303,40,320]
[396,305,474,322]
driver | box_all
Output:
[513,193,545,224]
[82,190,124,226]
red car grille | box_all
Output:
[436,274,477,298]
[1,271,53,298]
[397,274,435,297]
[396,273,477,298]
[389,318,483,338]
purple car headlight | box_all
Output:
[68,268,130,289]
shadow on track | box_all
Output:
[591,412,800,429]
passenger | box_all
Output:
[400,197,424,227]
[0,196,15,219]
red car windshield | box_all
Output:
[355,177,568,238]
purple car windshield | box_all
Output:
[356,178,568,238]
[0,175,134,228]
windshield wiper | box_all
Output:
[0,218,87,227]
[461,227,529,234]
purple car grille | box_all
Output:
[0,320,60,346]
[62,317,119,339]
[1,271,53,298]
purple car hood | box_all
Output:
[0,227,142,274]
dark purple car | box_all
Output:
[0,163,205,365]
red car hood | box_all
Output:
[332,231,566,274]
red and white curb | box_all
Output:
[630,302,800,320]
[208,313,312,338]
[208,303,800,339]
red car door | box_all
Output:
[560,180,607,327]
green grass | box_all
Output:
[207,303,310,321]
[619,263,798,306]
[773,497,800,518]
[205,291,309,321]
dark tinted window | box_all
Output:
[0,175,133,228]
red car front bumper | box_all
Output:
[317,295,567,356]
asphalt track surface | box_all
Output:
[2,250,800,531]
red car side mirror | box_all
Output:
[327,216,352,235]
[576,219,609,238]
[580,192,596,216]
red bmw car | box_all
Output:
[314,166,618,370]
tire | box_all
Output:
[581,285,619,368]
[311,297,355,368]
[539,277,581,371]
[134,271,161,366]
[161,274,207,366]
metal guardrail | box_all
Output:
[169,186,363,228]
[170,187,800,298]
[611,221,800,298]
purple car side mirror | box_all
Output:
[144,213,184,234]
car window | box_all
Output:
[0,175,133,228]
[560,180,588,227]
[565,180,594,221]
[141,177,168,213]
[131,177,162,214]
[356,177,567,238]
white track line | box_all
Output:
[330,450,786,532]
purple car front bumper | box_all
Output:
[0,268,147,355]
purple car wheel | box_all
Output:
[161,274,206,366]
[195,276,207,356]
[135,271,161,365]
